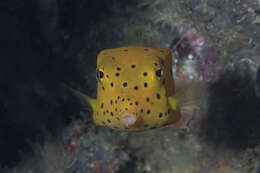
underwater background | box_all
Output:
[1,0,260,172]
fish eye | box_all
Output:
[155,69,163,78]
[96,67,104,82]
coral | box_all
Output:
[67,120,87,137]
[171,27,224,83]
[6,138,75,173]
[67,128,130,173]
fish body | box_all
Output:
[85,46,181,131]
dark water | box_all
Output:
[0,0,118,168]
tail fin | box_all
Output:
[62,84,97,112]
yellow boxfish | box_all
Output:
[74,46,184,131]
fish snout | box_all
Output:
[119,108,138,127]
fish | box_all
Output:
[74,45,184,131]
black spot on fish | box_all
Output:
[103,111,106,115]
[110,100,113,105]
[123,82,128,87]
[115,73,120,77]
[158,112,163,118]
[129,102,133,106]
[122,98,125,102]
[156,93,160,99]
[134,86,138,90]
[127,98,130,101]
[144,82,148,88]
[143,72,148,76]
[140,109,144,113]
[106,110,109,113]
[154,63,158,66]
[146,97,150,102]
[117,96,120,99]
[107,119,111,123]
[110,82,114,87]
[106,74,109,78]
[110,112,114,116]
[115,108,117,112]
[101,103,104,108]
[102,86,105,90]
[131,64,136,68]
[115,100,117,104]
[112,56,115,60]
[116,67,121,71]
[146,109,151,115]
[135,101,138,106]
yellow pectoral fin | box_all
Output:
[168,96,179,111]
[63,84,97,112]
[79,92,97,112]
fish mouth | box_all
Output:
[121,113,137,127]
[117,98,139,128]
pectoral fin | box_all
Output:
[63,84,97,112]
[168,96,179,111]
